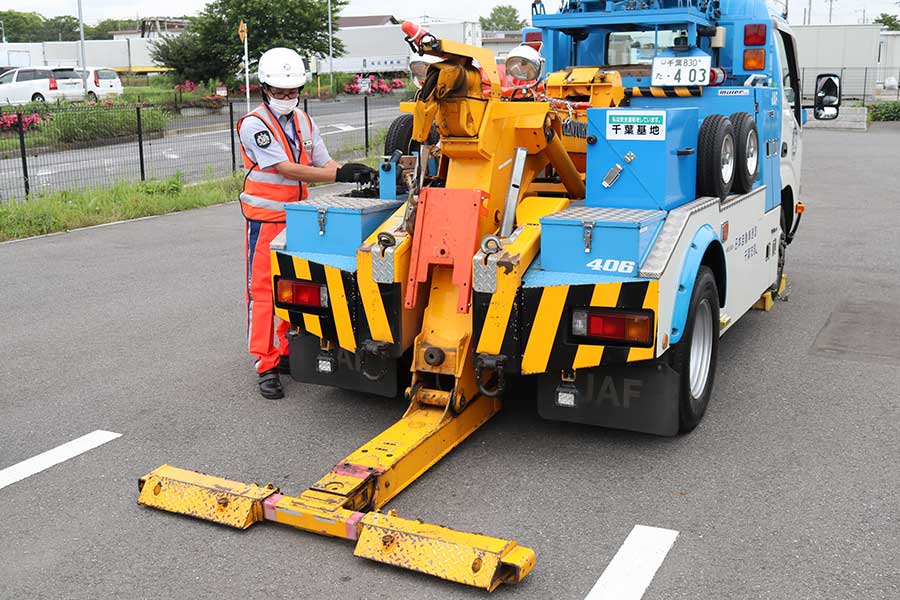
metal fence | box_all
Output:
[800,67,900,103]
[0,92,404,202]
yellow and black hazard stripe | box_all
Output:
[625,86,703,98]
[472,280,660,376]
[271,251,404,356]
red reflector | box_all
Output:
[524,31,542,50]
[744,24,767,46]
[49,78,58,91]
[276,279,327,308]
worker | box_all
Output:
[237,47,374,400]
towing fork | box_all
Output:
[138,387,534,591]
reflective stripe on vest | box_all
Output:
[239,192,291,213]
[246,169,295,185]
[237,103,313,222]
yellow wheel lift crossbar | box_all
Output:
[137,392,534,592]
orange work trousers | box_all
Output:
[245,219,289,374]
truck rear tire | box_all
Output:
[672,266,720,433]
[383,113,438,156]
[730,112,759,193]
[697,114,735,200]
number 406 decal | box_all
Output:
[586,258,636,274]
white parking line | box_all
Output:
[0,430,122,490]
[584,525,679,600]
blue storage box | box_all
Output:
[539,204,665,276]
[586,107,698,211]
[284,195,402,256]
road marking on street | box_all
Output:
[321,127,363,137]
[185,129,231,138]
[0,430,122,490]
[584,525,679,600]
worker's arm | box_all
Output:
[274,161,337,183]
[275,161,374,183]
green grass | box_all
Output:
[0,174,242,242]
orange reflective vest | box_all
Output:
[237,103,313,223]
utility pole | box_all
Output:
[1,20,6,43]
[807,0,812,24]
[827,0,835,24]
[76,0,88,99]
[327,0,334,98]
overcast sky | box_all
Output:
[19,0,900,27]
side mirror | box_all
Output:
[814,73,841,121]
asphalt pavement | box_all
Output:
[0,94,403,201]
[1,126,899,599]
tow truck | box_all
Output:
[138,0,841,591]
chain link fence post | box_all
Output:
[364,95,369,155]
[17,111,30,197]
[136,106,146,181]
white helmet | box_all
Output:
[258,47,307,88]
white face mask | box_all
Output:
[267,96,298,116]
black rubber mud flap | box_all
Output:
[288,332,399,398]
[536,360,680,436]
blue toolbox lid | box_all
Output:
[541,205,666,228]
[285,194,402,214]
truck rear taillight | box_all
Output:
[524,31,542,51]
[276,279,329,308]
[743,49,766,71]
[744,24,767,46]
[572,309,653,346]
[48,78,58,91]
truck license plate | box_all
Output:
[651,56,711,86]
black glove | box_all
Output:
[336,162,375,183]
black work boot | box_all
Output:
[277,355,291,374]
[258,369,284,399]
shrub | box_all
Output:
[0,112,46,132]
[180,95,228,109]
[869,101,900,122]
[47,106,171,143]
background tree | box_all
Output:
[43,16,81,41]
[0,10,46,42]
[86,19,140,40]
[874,13,900,30]
[152,0,346,83]
[149,31,217,82]
[479,4,527,30]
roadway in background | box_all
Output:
[1,126,899,599]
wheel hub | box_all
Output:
[689,299,713,400]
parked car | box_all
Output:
[50,67,87,101]
[0,67,65,104]
[80,67,123,101]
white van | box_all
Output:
[81,67,124,101]
[50,68,86,101]
[0,68,66,104]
